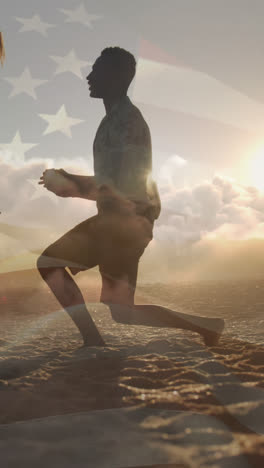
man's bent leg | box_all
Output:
[37,257,105,346]
[99,255,139,306]
[108,303,224,347]
[100,269,138,306]
[134,305,224,346]
[102,216,224,346]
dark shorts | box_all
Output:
[41,212,154,284]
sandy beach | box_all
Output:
[0,269,264,467]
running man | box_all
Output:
[37,47,224,347]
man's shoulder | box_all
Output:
[124,98,148,125]
[116,98,150,138]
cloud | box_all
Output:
[154,174,264,244]
[0,154,96,229]
[139,236,264,283]
[158,153,187,188]
[0,154,97,262]
[2,151,264,277]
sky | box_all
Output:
[1,0,264,279]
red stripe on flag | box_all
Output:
[138,38,189,69]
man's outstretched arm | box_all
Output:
[61,170,124,201]
[60,170,99,200]
[39,169,99,200]
[60,170,138,217]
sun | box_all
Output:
[249,144,264,191]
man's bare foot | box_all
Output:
[201,318,225,347]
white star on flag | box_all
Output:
[59,4,102,28]
[27,178,59,204]
[0,131,37,163]
[15,14,55,36]
[50,49,91,79]
[3,68,48,99]
[39,104,84,138]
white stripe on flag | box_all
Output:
[133,57,264,133]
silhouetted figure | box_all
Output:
[37,47,224,346]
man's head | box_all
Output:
[86,47,136,98]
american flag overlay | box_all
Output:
[1,1,264,173]
[1,0,264,244]
[1,2,264,467]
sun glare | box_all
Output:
[249,144,264,191]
